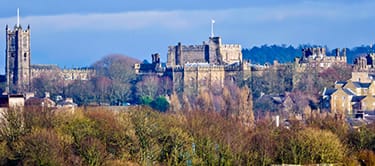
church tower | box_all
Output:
[5,8,31,94]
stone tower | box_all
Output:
[5,9,31,94]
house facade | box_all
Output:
[322,72,375,115]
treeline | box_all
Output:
[0,106,374,165]
[242,44,373,64]
[31,55,172,107]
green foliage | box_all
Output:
[276,128,345,164]
[21,128,65,165]
[139,96,153,105]
[150,96,170,112]
[139,96,170,112]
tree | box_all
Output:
[91,54,140,104]
[31,72,65,98]
[92,54,139,82]
[0,108,27,163]
[150,96,170,112]
[21,128,65,165]
[195,89,213,112]
[92,76,112,104]
[64,80,96,105]
[135,76,160,99]
[276,127,346,164]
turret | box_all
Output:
[342,48,346,57]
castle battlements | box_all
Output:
[296,47,347,70]
[221,44,241,49]
[137,35,249,92]
[181,45,206,50]
[184,63,225,71]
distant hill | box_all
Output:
[242,44,372,65]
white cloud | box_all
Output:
[0,1,374,32]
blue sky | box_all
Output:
[0,0,375,70]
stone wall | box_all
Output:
[180,45,207,63]
[31,65,95,83]
[183,64,225,92]
[220,44,242,64]
[6,25,31,93]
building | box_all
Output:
[293,47,347,88]
[135,36,252,93]
[3,10,95,95]
[294,47,347,72]
[322,72,375,116]
[5,20,31,94]
[166,37,242,66]
[30,64,95,84]
[0,94,25,108]
[353,52,375,72]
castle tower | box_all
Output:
[208,36,222,64]
[5,9,31,94]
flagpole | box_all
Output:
[211,19,215,37]
[17,8,20,27]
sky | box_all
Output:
[0,0,375,71]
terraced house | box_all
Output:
[322,72,375,116]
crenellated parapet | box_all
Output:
[221,44,241,49]
[137,35,250,94]
[297,47,347,70]
[31,64,95,81]
[354,52,375,72]
[181,45,206,50]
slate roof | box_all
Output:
[343,88,356,96]
[351,96,366,102]
[335,81,347,85]
[323,88,337,96]
[353,82,371,88]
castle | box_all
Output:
[4,10,94,95]
[353,51,375,72]
[135,36,252,93]
[294,47,347,71]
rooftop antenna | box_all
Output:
[211,19,215,38]
[17,8,20,27]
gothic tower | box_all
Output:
[5,9,31,94]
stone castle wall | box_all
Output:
[31,65,95,82]
[220,44,242,64]
[166,37,242,68]
[139,36,248,93]
[180,45,207,63]
[183,64,225,92]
